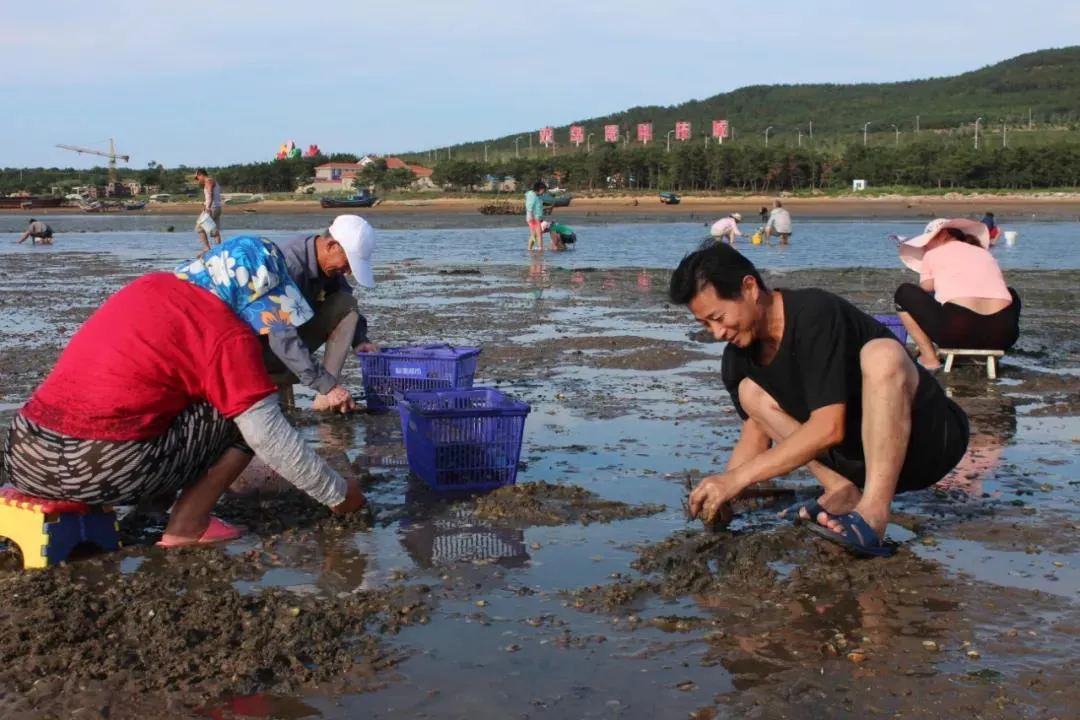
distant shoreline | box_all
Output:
[5,194,1080,220]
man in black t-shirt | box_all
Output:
[670,242,969,557]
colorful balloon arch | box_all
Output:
[275,140,304,160]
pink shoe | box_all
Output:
[156,516,242,548]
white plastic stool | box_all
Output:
[938,349,1004,379]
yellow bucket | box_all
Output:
[751,232,763,245]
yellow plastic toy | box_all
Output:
[0,488,121,569]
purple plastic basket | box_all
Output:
[874,314,908,344]
[397,387,531,492]
[357,344,481,410]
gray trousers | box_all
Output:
[260,291,361,385]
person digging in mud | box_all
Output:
[17,219,54,245]
[1,267,367,548]
[258,215,380,412]
[669,241,969,557]
[894,218,1020,371]
[540,219,576,250]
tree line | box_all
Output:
[5,139,1080,197]
[432,138,1080,193]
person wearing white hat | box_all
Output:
[709,213,743,244]
[262,215,380,412]
[894,218,1020,371]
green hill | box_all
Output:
[410,47,1080,158]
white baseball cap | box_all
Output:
[328,215,377,288]
[731,212,742,221]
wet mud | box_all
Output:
[1,251,1079,718]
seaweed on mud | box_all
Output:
[472,481,665,526]
[0,553,431,716]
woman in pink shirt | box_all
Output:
[895,218,1020,370]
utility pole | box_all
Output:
[915,115,920,134]
[515,136,523,158]
[797,130,802,147]
[974,117,983,149]
[863,122,872,146]
[483,144,488,163]
[666,130,675,152]
[1002,120,1007,148]
[891,124,899,145]
[1028,107,1032,130]
[808,120,812,138]
[764,126,772,147]
[587,132,594,153]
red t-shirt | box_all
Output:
[23,273,277,441]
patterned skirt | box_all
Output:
[2,403,251,505]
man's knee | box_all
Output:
[737,378,780,418]
[860,339,917,392]
[299,292,359,345]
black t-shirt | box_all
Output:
[721,288,901,461]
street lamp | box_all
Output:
[764,126,773,147]
[974,117,983,149]
[891,124,899,145]
[587,132,594,153]
[666,129,675,152]
[863,122,872,146]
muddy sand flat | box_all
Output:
[1,255,1079,718]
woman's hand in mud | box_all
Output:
[331,477,367,515]
[688,472,748,525]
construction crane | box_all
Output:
[56,138,130,185]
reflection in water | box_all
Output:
[526,259,551,301]
[201,693,320,720]
[399,505,528,569]
[698,580,954,690]
[397,485,529,569]
[937,393,1017,497]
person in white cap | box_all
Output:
[709,213,743,244]
[262,214,379,412]
[894,217,1020,370]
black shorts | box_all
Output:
[817,371,970,493]
[895,283,1020,351]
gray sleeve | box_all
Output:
[234,396,347,507]
[266,325,338,395]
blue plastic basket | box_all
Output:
[357,344,481,411]
[397,387,531,492]
[874,314,909,344]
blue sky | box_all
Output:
[2,0,1077,169]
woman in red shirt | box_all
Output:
[2,262,366,547]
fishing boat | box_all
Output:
[0,196,65,210]
[123,201,147,211]
[320,191,379,209]
[659,192,681,205]
[540,192,572,208]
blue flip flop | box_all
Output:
[779,497,825,524]
[807,511,896,558]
